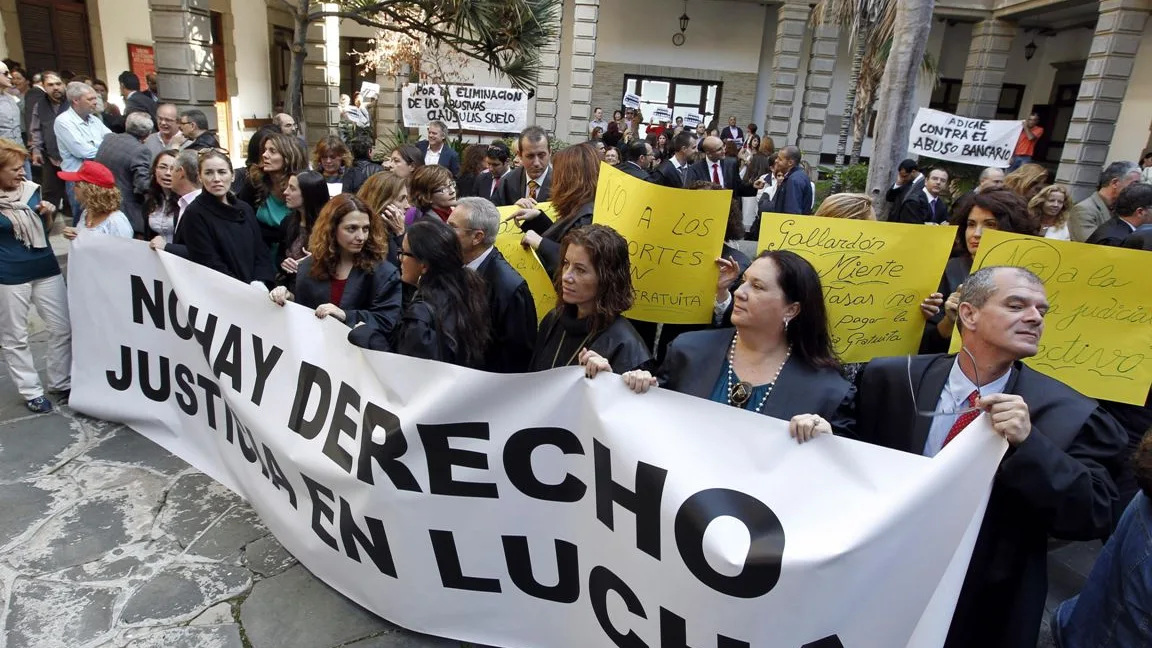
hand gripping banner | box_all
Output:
[67,236,1006,648]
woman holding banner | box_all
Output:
[531,224,651,374]
[512,143,599,276]
[269,194,401,335]
[348,219,489,368]
[582,249,851,440]
[920,189,1037,354]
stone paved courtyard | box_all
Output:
[1,305,1097,647]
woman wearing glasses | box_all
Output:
[143,148,180,245]
[582,249,853,441]
[269,194,401,336]
[348,218,489,368]
[174,150,274,287]
[403,165,456,225]
[312,135,351,196]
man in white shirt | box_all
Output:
[54,81,111,218]
[588,107,608,136]
[416,120,459,176]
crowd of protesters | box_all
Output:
[0,62,1150,647]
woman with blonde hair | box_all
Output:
[0,139,70,413]
[59,161,133,240]
[269,193,400,335]
[357,171,409,264]
[1003,163,1048,202]
[512,142,599,276]
[1027,183,1071,240]
[814,193,876,220]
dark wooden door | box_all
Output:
[17,0,94,76]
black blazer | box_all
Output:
[124,91,158,123]
[1085,216,1136,247]
[851,354,1126,648]
[1122,228,1152,250]
[894,188,948,224]
[616,161,651,182]
[491,167,552,206]
[348,298,477,368]
[519,201,594,277]
[341,159,384,195]
[884,175,923,213]
[294,257,402,335]
[415,140,460,176]
[684,158,755,196]
[473,170,503,201]
[657,329,854,434]
[719,125,743,142]
[649,159,685,188]
[476,248,538,373]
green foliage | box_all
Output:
[918,157,981,199]
[841,164,869,193]
[372,126,411,162]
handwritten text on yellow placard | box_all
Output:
[496,203,557,323]
[757,213,956,363]
[958,230,1152,405]
[592,163,730,324]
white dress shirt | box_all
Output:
[465,245,495,271]
[922,357,1012,457]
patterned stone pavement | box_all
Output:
[1,308,1096,647]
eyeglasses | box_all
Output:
[906,347,982,419]
[179,121,191,126]
[434,183,456,194]
[397,250,419,261]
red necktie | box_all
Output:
[711,163,720,184]
[941,390,980,448]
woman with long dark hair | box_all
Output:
[512,142,599,276]
[530,224,651,374]
[349,219,490,368]
[456,144,488,198]
[583,249,852,440]
[173,150,273,286]
[919,188,1039,353]
[144,148,180,244]
[269,194,401,335]
[276,170,329,287]
[237,132,308,251]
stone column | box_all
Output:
[566,0,599,143]
[372,70,405,139]
[1056,0,1150,201]
[301,7,340,147]
[955,18,1017,119]
[764,2,810,143]
[798,24,839,158]
[150,0,216,122]
[534,26,563,136]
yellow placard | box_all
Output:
[952,230,1152,405]
[495,203,557,323]
[757,213,956,363]
[592,163,730,324]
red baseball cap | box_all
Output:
[58,161,116,188]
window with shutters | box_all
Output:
[16,0,94,77]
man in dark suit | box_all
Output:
[178,109,220,151]
[415,120,460,176]
[617,140,653,181]
[449,197,537,373]
[893,167,950,224]
[719,116,743,143]
[847,266,1126,648]
[94,111,153,236]
[1122,226,1152,250]
[473,142,511,201]
[492,126,552,207]
[650,130,697,188]
[1086,181,1151,246]
[765,145,813,216]
[885,158,923,214]
[118,71,157,125]
[685,136,755,196]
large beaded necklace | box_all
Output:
[726,331,791,413]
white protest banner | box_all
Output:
[684,113,703,128]
[68,235,1006,648]
[909,107,1024,167]
[402,83,528,133]
[651,106,673,123]
[622,92,642,109]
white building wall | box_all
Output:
[95,0,152,84]
[1108,24,1152,161]
[228,0,271,153]
[1007,27,1093,115]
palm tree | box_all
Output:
[813,0,893,193]
[866,0,937,217]
[850,39,937,166]
[274,0,561,136]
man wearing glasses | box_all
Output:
[685,135,756,196]
[844,265,1126,648]
[144,103,185,158]
[178,109,219,151]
